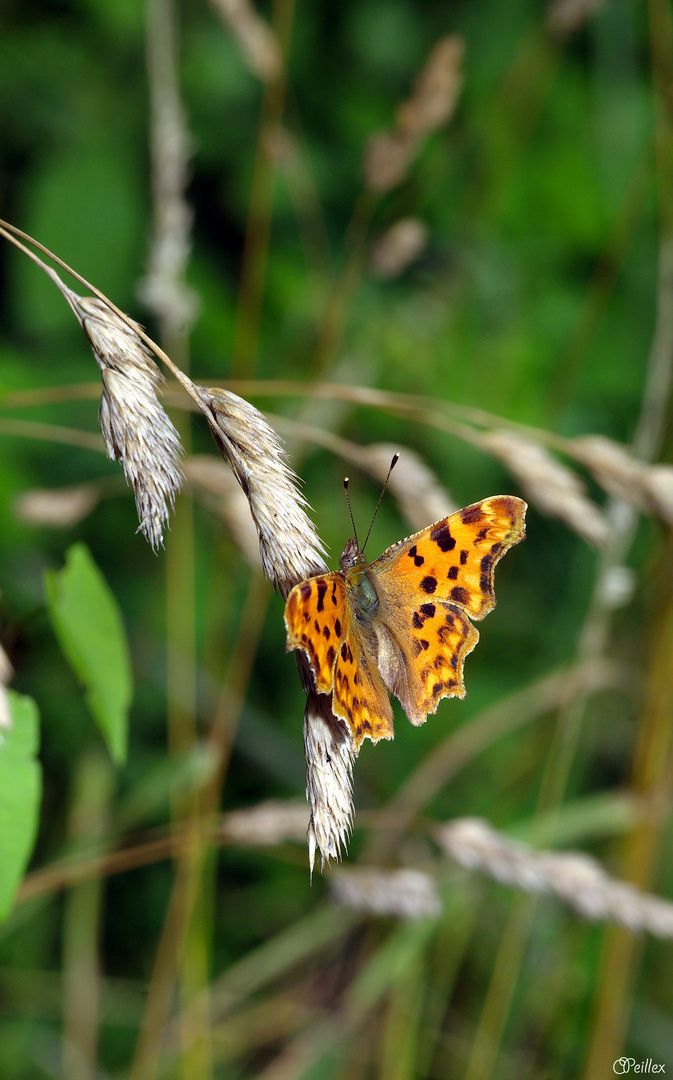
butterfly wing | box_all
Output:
[332,628,394,749]
[373,496,526,618]
[369,496,526,725]
[285,570,394,749]
[284,572,347,694]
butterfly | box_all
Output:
[285,490,526,749]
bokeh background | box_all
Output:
[1,0,673,1077]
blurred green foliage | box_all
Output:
[1,0,673,1077]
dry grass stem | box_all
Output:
[364,35,463,193]
[480,429,609,546]
[437,818,673,936]
[209,0,282,83]
[329,866,442,920]
[13,483,101,529]
[139,0,197,337]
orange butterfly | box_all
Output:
[285,488,526,749]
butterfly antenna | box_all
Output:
[362,452,399,555]
[343,476,359,547]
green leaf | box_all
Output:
[0,693,42,921]
[44,544,132,765]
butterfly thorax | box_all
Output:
[340,539,380,624]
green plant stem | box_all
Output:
[584,528,673,1077]
[61,750,114,1080]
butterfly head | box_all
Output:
[339,537,366,571]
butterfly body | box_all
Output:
[285,495,526,749]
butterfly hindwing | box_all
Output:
[332,629,394,748]
[373,598,480,725]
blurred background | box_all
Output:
[1,0,673,1076]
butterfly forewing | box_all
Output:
[372,496,526,620]
[284,572,347,694]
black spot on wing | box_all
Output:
[460,549,469,565]
[480,553,494,592]
[413,602,437,630]
[450,586,470,606]
[447,565,459,580]
[300,582,312,601]
[407,544,425,567]
[421,576,437,594]
[316,581,327,611]
[431,523,456,551]
[326,645,335,669]
[334,618,342,638]
[460,504,485,525]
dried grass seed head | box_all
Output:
[303,686,356,875]
[197,387,327,595]
[14,484,100,529]
[221,799,309,847]
[480,429,609,547]
[395,36,464,139]
[437,818,673,936]
[571,435,673,525]
[363,34,463,193]
[370,219,429,279]
[570,435,651,507]
[363,131,417,194]
[71,295,184,550]
[329,866,442,920]
[209,0,282,83]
